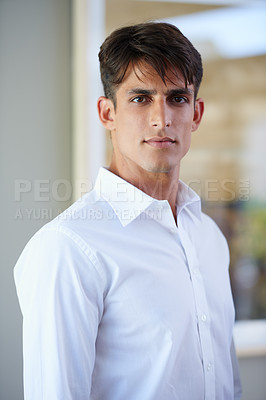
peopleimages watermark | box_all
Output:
[14,178,250,221]
[14,179,76,202]
[187,178,250,202]
[14,206,163,221]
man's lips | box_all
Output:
[144,137,176,149]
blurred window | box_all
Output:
[164,4,266,320]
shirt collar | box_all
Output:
[176,180,202,222]
[94,167,201,227]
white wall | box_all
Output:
[0,0,72,398]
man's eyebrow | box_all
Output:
[166,88,194,97]
[127,88,194,96]
[127,88,157,96]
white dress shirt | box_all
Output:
[14,167,242,400]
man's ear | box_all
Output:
[192,98,204,132]
[97,96,116,131]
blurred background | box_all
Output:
[0,0,265,399]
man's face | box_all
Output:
[98,62,204,180]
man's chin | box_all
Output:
[142,163,174,174]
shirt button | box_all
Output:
[201,314,207,322]
[170,228,176,234]
[207,362,212,372]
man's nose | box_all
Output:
[150,100,171,129]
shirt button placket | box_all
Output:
[178,226,215,400]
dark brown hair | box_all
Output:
[98,22,203,106]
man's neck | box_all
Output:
[108,164,180,221]
[138,175,179,221]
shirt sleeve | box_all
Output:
[14,226,106,400]
[230,338,242,400]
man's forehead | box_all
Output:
[121,60,192,91]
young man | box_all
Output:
[14,22,242,399]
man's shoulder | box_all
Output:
[17,189,110,261]
[14,189,110,281]
[42,188,109,235]
[200,211,224,234]
[199,211,229,256]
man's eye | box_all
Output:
[132,96,147,103]
[172,96,187,103]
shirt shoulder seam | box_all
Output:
[39,224,106,281]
